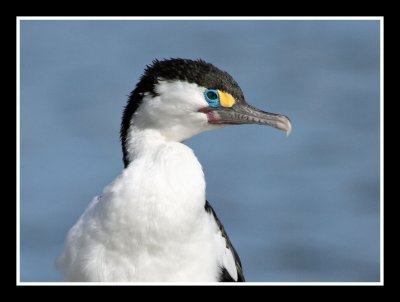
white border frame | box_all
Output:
[16,16,383,286]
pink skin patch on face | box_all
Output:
[198,107,221,123]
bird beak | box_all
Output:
[200,103,292,135]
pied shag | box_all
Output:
[57,58,291,282]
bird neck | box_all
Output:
[124,126,170,163]
[120,124,207,225]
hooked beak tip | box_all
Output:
[269,114,292,136]
[282,117,292,136]
[286,125,292,136]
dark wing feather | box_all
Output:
[204,200,245,282]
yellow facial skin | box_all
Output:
[217,90,236,108]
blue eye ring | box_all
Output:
[204,89,220,108]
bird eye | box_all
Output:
[204,89,220,108]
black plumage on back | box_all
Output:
[205,200,245,282]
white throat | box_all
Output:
[122,125,208,228]
[124,126,169,161]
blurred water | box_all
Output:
[20,20,380,282]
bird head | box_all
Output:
[121,58,291,167]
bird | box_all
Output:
[57,58,291,282]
